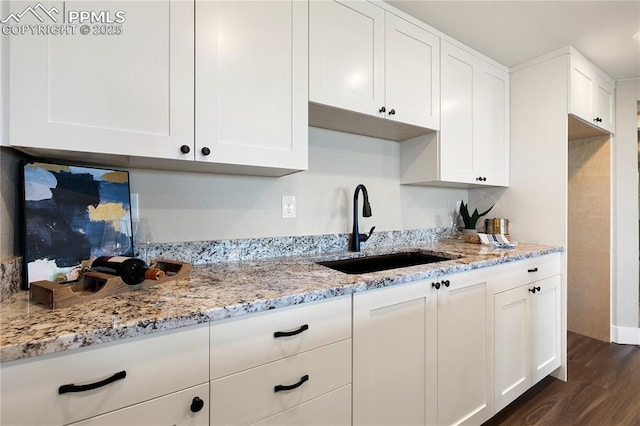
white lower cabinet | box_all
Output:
[493,259,562,413]
[210,296,352,426]
[353,280,434,426]
[69,383,209,426]
[353,268,493,426]
[436,271,493,425]
[0,324,209,426]
[251,385,351,426]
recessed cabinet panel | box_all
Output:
[353,282,433,426]
[531,275,562,384]
[9,0,194,160]
[569,62,593,121]
[385,13,440,129]
[494,286,531,413]
[309,0,385,115]
[196,0,308,171]
[475,65,509,185]
[595,80,615,133]
[440,44,475,183]
[437,274,492,426]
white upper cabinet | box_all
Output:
[400,40,509,188]
[384,12,440,130]
[569,54,615,134]
[196,0,308,175]
[309,0,440,141]
[309,0,385,119]
[8,0,307,177]
[440,40,509,186]
[8,0,194,161]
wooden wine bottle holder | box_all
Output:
[29,260,191,310]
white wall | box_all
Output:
[0,127,467,255]
[130,127,466,243]
[612,78,640,331]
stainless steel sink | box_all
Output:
[316,251,452,275]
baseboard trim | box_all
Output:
[611,326,640,344]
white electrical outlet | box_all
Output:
[282,195,296,219]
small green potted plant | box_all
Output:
[459,200,494,233]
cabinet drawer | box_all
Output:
[1,324,209,426]
[251,384,351,426]
[211,339,351,426]
[492,253,562,294]
[69,383,209,426]
[210,296,351,379]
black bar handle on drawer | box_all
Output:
[528,267,539,273]
[274,375,309,392]
[274,324,309,338]
[58,370,126,394]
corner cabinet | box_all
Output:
[195,0,308,175]
[353,268,493,426]
[569,54,615,134]
[309,0,440,141]
[8,0,194,161]
[400,40,509,188]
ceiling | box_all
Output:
[387,1,640,80]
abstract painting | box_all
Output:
[22,161,133,288]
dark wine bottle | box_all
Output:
[91,256,165,285]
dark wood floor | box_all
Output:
[484,331,640,425]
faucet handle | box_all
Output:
[359,226,376,243]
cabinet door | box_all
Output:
[594,78,615,133]
[475,62,509,186]
[70,384,209,426]
[569,57,594,123]
[440,41,475,184]
[309,0,385,117]
[385,13,439,130]
[353,281,436,426]
[531,275,562,384]
[9,0,194,160]
[494,285,531,413]
[196,0,308,171]
[437,273,493,425]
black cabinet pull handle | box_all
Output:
[274,324,309,338]
[201,147,211,156]
[443,280,450,288]
[388,109,396,115]
[180,145,191,154]
[379,106,386,113]
[528,267,538,273]
[432,282,440,290]
[529,287,536,294]
[274,375,309,392]
[190,396,204,413]
[535,286,541,292]
[59,370,126,394]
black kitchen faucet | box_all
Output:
[351,184,375,252]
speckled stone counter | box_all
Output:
[0,239,562,363]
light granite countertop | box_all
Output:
[0,239,562,363]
